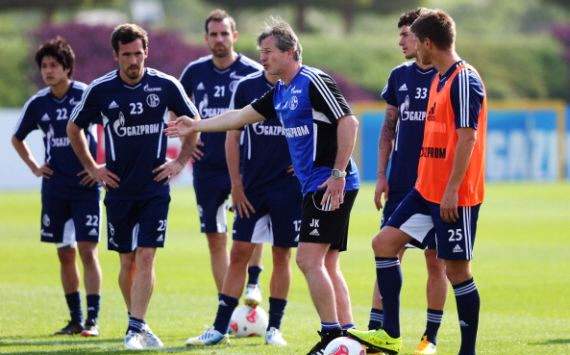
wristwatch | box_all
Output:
[331,169,347,179]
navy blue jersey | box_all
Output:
[71,68,198,200]
[179,54,262,177]
[381,61,437,194]
[14,81,99,199]
[437,60,484,129]
[230,71,294,191]
[251,65,360,195]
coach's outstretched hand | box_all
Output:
[318,176,345,211]
[164,116,196,138]
[153,159,184,184]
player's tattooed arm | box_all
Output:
[374,104,398,210]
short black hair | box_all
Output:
[35,37,75,77]
[397,8,429,28]
[411,9,456,50]
[111,23,148,53]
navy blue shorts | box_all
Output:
[382,191,436,250]
[386,189,480,260]
[104,194,170,253]
[40,194,100,247]
[193,173,231,233]
[233,178,302,248]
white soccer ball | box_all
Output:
[228,305,268,337]
[324,337,367,355]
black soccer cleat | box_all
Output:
[54,320,84,335]
[307,329,342,355]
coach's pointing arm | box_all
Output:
[165,104,265,137]
[165,87,278,137]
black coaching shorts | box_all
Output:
[299,189,358,252]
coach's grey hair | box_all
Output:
[257,18,302,61]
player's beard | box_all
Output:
[126,65,143,80]
[211,43,231,58]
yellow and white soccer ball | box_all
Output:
[228,305,268,337]
[324,336,367,355]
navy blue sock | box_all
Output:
[128,316,145,333]
[424,308,443,344]
[341,322,355,330]
[267,297,287,330]
[453,278,480,355]
[86,294,100,323]
[247,266,262,286]
[376,257,402,338]
[368,308,384,330]
[65,292,83,324]
[320,321,341,334]
[213,294,239,334]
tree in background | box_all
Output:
[202,0,418,33]
[30,22,209,86]
[553,24,570,63]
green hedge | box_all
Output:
[238,33,569,101]
[1,31,567,107]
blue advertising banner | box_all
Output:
[359,105,563,182]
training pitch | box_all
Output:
[1,183,569,354]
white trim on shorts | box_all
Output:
[215,199,229,233]
[398,213,434,244]
[131,223,140,251]
[56,219,76,249]
[250,214,273,244]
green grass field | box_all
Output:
[1,183,569,354]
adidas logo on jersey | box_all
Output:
[309,228,320,237]
[41,113,50,122]
[108,101,119,109]
[196,82,205,91]
[453,244,464,253]
[88,228,98,237]
[156,234,164,242]
[398,83,408,91]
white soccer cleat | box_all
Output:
[141,324,164,348]
[244,284,262,307]
[185,327,229,346]
[124,330,145,350]
[265,327,287,346]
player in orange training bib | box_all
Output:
[348,9,486,355]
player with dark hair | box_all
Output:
[367,8,447,355]
[67,23,200,349]
[179,9,266,308]
[12,37,103,337]
[348,9,487,355]
[167,19,361,355]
